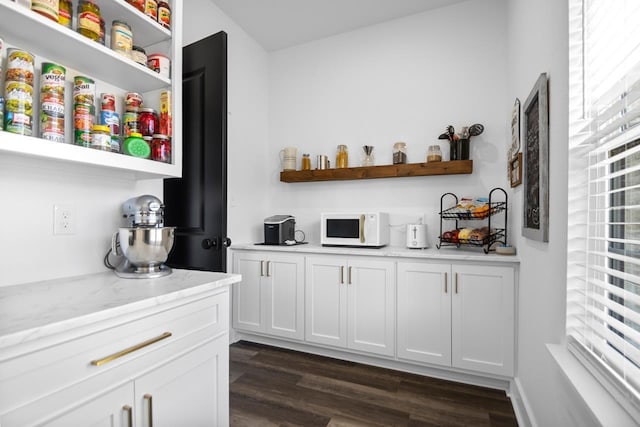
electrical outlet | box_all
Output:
[54,204,75,235]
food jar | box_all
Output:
[301,154,311,170]
[144,0,158,20]
[0,96,4,131]
[151,134,171,163]
[111,20,133,58]
[131,45,147,66]
[123,109,139,136]
[77,0,101,42]
[336,144,348,168]
[32,0,59,22]
[147,53,170,79]
[427,145,442,162]
[123,132,151,158]
[91,124,111,151]
[393,142,407,164]
[126,0,144,12]
[157,1,171,29]
[159,90,172,137]
[100,93,116,112]
[139,107,158,137]
[58,0,72,28]
[125,92,143,111]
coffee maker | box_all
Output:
[105,195,176,279]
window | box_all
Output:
[568,0,640,421]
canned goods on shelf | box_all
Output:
[58,0,72,28]
[131,46,147,66]
[73,76,95,106]
[6,49,35,86]
[4,80,34,135]
[110,136,121,153]
[77,0,101,42]
[74,103,94,146]
[144,0,158,20]
[160,90,172,137]
[100,110,120,136]
[5,111,33,136]
[40,63,66,118]
[126,0,144,13]
[147,53,170,79]
[139,108,158,137]
[101,93,116,111]
[31,0,59,22]
[92,124,111,151]
[151,134,171,163]
[124,132,151,158]
[41,115,65,143]
[111,20,133,58]
[0,96,4,131]
[157,1,171,29]
[125,92,143,111]
[123,110,139,136]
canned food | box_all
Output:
[5,81,34,111]
[58,0,72,28]
[5,111,32,136]
[125,92,143,111]
[74,102,94,145]
[91,124,111,151]
[126,0,144,12]
[111,20,133,58]
[131,45,147,66]
[41,115,65,143]
[110,136,121,153]
[144,0,158,20]
[123,110,139,136]
[31,0,59,22]
[139,107,158,136]
[100,93,116,111]
[74,129,92,147]
[160,90,172,137]
[100,110,120,136]
[77,0,101,42]
[0,96,4,131]
[147,53,170,79]
[151,134,171,163]
[73,76,95,106]
[6,49,35,86]
[40,63,66,118]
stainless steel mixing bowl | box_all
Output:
[113,227,175,269]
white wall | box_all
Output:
[266,0,510,247]
[505,1,591,426]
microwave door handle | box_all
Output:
[359,214,365,244]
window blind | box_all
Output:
[568,0,640,420]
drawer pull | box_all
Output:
[90,332,172,366]
[144,394,154,427]
[123,405,133,427]
[348,266,352,285]
[444,272,448,293]
[260,260,264,277]
[455,273,459,294]
[340,266,344,284]
[266,261,271,277]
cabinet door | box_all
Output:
[397,262,452,366]
[451,264,515,376]
[347,259,395,356]
[265,254,305,340]
[135,337,229,427]
[232,252,264,333]
[305,256,347,347]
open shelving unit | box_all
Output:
[280,160,472,183]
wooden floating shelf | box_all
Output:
[280,160,473,183]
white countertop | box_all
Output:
[232,243,520,263]
[0,269,241,350]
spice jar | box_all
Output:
[77,0,101,42]
[123,132,151,158]
[91,124,111,151]
[301,153,311,170]
[336,145,348,168]
[139,107,158,137]
[427,145,442,162]
[393,142,407,164]
[151,134,171,163]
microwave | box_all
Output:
[321,212,389,247]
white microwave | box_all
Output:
[321,212,389,247]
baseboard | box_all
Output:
[233,332,512,392]
[509,377,536,427]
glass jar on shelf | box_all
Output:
[427,145,442,162]
[301,153,311,170]
[336,144,348,168]
[393,142,407,164]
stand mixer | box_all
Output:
[105,195,176,279]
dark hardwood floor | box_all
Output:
[229,341,518,427]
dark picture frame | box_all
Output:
[510,152,522,187]
[522,73,549,242]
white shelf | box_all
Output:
[0,131,181,179]
[0,0,171,92]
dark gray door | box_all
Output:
[163,31,229,272]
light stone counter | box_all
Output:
[232,243,520,263]
[0,269,241,350]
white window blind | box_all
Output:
[568,0,640,421]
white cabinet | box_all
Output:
[0,0,182,179]
[232,251,305,340]
[305,256,395,356]
[0,290,230,426]
[397,261,515,376]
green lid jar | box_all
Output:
[123,132,151,158]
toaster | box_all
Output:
[264,215,295,245]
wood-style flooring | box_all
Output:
[229,341,518,427]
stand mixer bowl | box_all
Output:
[114,227,176,271]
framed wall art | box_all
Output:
[522,72,549,242]
[510,152,522,187]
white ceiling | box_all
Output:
[209,0,469,51]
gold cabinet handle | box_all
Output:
[359,214,365,243]
[444,272,448,293]
[266,261,271,277]
[123,405,133,427]
[340,266,344,284]
[348,266,352,285]
[455,273,459,294]
[90,332,172,366]
[144,394,153,427]
[260,260,264,277]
